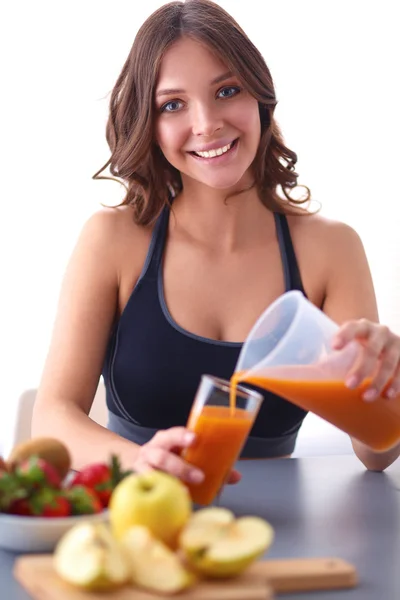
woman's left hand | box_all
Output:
[226,470,242,484]
[332,319,400,401]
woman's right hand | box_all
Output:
[132,427,205,484]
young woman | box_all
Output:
[32,0,400,481]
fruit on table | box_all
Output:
[31,488,71,517]
[7,498,33,516]
[10,488,71,517]
[65,485,103,515]
[121,525,195,594]
[1,456,68,515]
[1,442,133,517]
[68,456,131,508]
[8,437,71,480]
[54,522,130,591]
[0,470,28,512]
[15,456,62,489]
[109,471,192,548]
[179,507,274,577]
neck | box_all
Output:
[170,179,273,252]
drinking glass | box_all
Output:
[182,375,263,505]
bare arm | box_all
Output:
[321,221,400,471]
[32,208,205,484]
[32,209,140,470]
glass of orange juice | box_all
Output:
[182,375,263,506]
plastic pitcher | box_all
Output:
[233,291,400,452]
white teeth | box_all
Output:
[194,141,233,158]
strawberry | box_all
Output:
[15,455,62,490]
[7,498,33,516]
[0,470,29,512]
[28,488,71,517]
[65,485,103,515]
[68,455,131,508]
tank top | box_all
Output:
[103,205,308,458]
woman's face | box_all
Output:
[154,37,261,191]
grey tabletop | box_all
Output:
[1,455,400,599]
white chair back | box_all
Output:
[1,380,107,459]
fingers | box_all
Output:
[332,319,372,350]
[136,427,205,484]
[336,319,400,400]
[226,469,242,485]
[364,342,400,400]
[384,363,400,399]
[345,326,388,390]
[149,427,195,452]
[142,447,204,484]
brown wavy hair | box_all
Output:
[93,0,312,225]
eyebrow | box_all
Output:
[155,71,234,98]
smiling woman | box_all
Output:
[31,0,400,484]
[92,0,308,225]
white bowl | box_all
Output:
[0,510,109,553]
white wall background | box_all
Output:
[1,1,399,449]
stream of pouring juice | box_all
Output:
[231,370,400,452]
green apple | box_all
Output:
[54,522,130,591]
[179,507,274,578]
[121,525,195,594]
[109,471,192,547]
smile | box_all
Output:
[190,139,238,159]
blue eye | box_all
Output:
[218,86,241,99]
[160,100,183,113]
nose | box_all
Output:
[191,101,223,137]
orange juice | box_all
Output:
[231,371,400,452]
[184,405,253,505]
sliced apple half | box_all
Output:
[179,507,274,578]
[178,507,235,553]
[121,525,196,594]
[187,507,236,526]
[54,522,130,591]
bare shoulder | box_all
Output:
[288,211,361,242]
[81,205,151,245]
[284,211,366,307]
[76,205,155,313]
[77,205,153,268]
[287,211,377,321]
[287,211,366,262]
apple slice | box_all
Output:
[121,525,195,594]
[179,507,274,578]
[54,522,130,591]
[178,508,235,551]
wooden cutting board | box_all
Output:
[14,555,357,599]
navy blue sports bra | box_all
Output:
[103,205,308,457]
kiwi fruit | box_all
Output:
[7,437,71,480]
